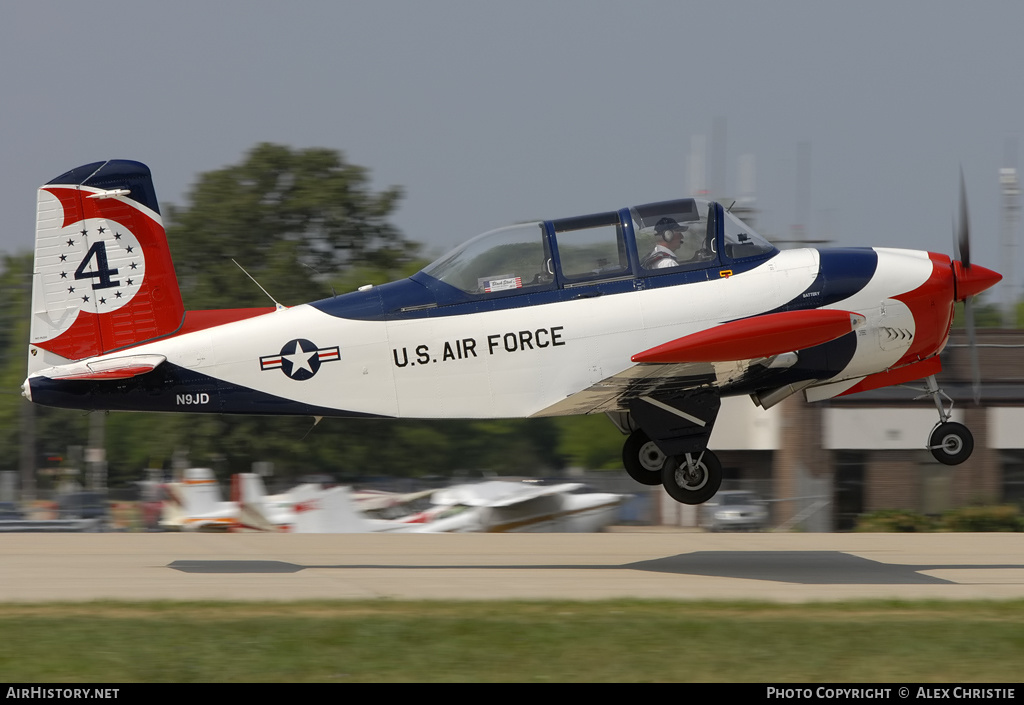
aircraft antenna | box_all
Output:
[302,263,337,297]
[231,259,285,310]
[301,416,324,441]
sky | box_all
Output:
[3,1,1024,310]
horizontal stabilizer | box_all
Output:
[38,354,166,381]
[632,309,865,364]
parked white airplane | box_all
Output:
[233,473,313,531]
[234,474,413,532]
[400,480,630,533]
[235,475,628,533]
[292,486,416,533]
[23,161,1001,507]
[351,488,437,517]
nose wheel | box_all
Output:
[929,422,974,466]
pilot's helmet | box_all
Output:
[654,217,687,240]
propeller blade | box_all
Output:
[958,167,971,268]
[952,214,959,263]
[964,297,981,404]
[954,170,988,404]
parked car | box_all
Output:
[0,502,24,520]
[700,490,769,532]
[56,491,109,526]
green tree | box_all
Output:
[0,253,33,474]
[0,145,593,491]
[554,415,625,470]
[952,295,1002,329]
[0,253,94,487]
[151,144,435,480]
[165,142,419,309]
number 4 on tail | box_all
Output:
[75,242,120,290]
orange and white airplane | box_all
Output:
[23,160,1001,506]
[158,468,237,531]
[159,470,411,532]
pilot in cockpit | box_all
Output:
[642,217,688,269]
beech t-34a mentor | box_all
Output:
[23,160,1002,505]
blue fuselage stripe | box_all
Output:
[28,363,387,418]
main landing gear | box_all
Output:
[622,429,723,505]
[616,393,724,505]
[662,450,723,505]
[921,375,974,466]
[621,430,666,486]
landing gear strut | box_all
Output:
[921,375,974,465]
[615,393,725,505]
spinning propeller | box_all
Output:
[952,169,1002,403]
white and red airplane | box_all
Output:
[22,160,1002,505]
[399,480,631,533]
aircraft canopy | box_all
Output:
[420,198,776,295]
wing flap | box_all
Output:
[632,309,866,364]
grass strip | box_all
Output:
[1,600,1022,682]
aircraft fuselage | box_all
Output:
[26,246,949,419]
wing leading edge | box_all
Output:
[533,309,865,418]
[631,309,866,364]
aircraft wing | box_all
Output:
[533,309,865,417]
[630,310,865,364]
[430,481,584,508]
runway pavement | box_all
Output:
[2,531,1024,602]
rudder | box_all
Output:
[29,160,184,374]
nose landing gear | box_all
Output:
[920,374,975,465]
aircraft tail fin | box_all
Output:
[232,472,267,505]
[293,486,373,533]
[178,468,226,516]
[29,160,184,374]
[232,473,281,532]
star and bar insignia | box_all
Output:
[259,339,341,381]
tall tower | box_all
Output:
[688,135,707,197]
[792,141,811,246]
[732,154,758,231]
[710,116,727,200]
[1000,151,1020,328]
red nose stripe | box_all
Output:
[632,309,865,364]
[953,262,1002,301]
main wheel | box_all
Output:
[661,450,723,505]
[622,430,667,486]
[929,422,974,465]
